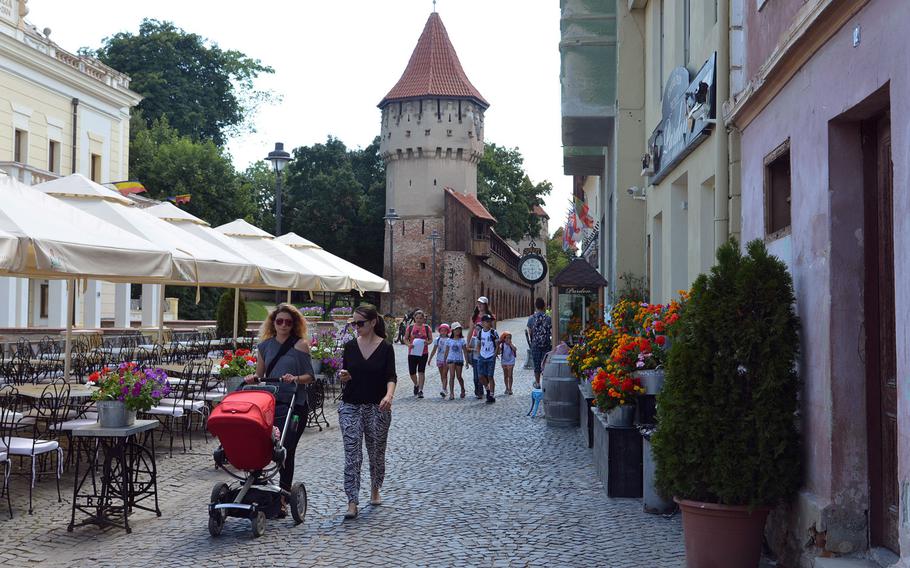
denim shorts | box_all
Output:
[476,355,496,377]
[531,347,548,374]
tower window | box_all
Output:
[447,129,452,137]
[425,129,431,136]
[409,179,412,186]
[406,130,411,137]
[421,220,425,234]
[433,179,437,186]
[420,262,426,270]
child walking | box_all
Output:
[499,332,517,395]
[443,322,469,400]
[428,323,451,398]
[476,314,500,403]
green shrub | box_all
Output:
[216,289,248,338]
[652,239,801,507]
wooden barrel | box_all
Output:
[542,354,579,427]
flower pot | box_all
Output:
[224,375,245,393]
[97,400,136,428]
[607,405,635,427]
[578,384,595,449]
[592,407,643,498]
[634,369,665,395]
[675,498,770,568]
[332,315,349,323]
[579,379,594,399]
[642,435,674,514]
[311,359,323,376]
[303,316,320,325]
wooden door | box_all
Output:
[864,113,898,552]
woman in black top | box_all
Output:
[337,304,397,519]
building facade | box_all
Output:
[380,12,532,324]
[728,0,910,563]
[0,0,149,330]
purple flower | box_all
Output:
[151,390,161,399]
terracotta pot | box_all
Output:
[675,497,770,568]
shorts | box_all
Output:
[531,347,548,374]
[408,354,428,375]
[436,360,447,370]
[446,360,464,367]
[476,355,496,378]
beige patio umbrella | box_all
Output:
[277,232,389,293]
[0,174,174,380]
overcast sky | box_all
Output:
[27,0,569,237]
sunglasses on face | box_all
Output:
[351,319,370,328]
[275,318,294,326]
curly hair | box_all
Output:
[259,303,308,341]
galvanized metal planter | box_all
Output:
[633,369,665,395]
[607,404,635,427]
[97,400,136,428]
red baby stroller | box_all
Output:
[206,380,307,537]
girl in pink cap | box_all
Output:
[428,323,451,398]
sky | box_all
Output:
[26,0,569,237]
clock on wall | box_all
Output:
[518,253,548,285]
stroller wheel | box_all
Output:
[210,482,230,504]
[251,511,266,537]
[208,511,225,537]
[289,482,308,525]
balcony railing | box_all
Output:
[0,162,59,185]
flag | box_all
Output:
[574,197,594,228]
[110,180,146,195]
[167,194,191,205]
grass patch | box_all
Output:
[246,301,271,321]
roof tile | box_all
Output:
[445,188,495,222]
[380,13,488,108]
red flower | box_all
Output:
[621,378,633,392]
[88,371,100,383]
[652,320,666,332]
[655,335,667,346]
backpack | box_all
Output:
[530,313,551,349]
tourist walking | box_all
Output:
[476,314,500,403]
[404,310,433,399]
[467,296,495,399]
[244,303,315,516]
[337,304,397,519]
[527,297,553,388]
[443,322,469,400]
[428,323,451,398]
[499,331,517,395]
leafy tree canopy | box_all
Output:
[92,19,275,145]
[477,143,552,242]
[546,227,575,278]
[130,117,255,226]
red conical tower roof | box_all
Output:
[379,12,489,109]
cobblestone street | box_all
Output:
[0,318,684,567]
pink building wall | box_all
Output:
[744,0,808,79]
[739,0,910,562]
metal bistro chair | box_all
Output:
[6,381,68,514]
[0,384,16,518]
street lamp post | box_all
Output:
[265,142,291,235]
[427,228,440,327]
[383,208,400,315]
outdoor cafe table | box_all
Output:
[16,383,96,399]
[68,419,160,534]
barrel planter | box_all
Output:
[542,354,578,428]
[642,432,674,514]
[578,384,595,448]
[676,498,770,568]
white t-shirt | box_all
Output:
[434,337,448,362]
[479,329,498,358]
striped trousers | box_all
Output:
[338,401,392,505]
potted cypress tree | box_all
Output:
[652,239,801,568]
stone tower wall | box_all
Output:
[380,97,485,218]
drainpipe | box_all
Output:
[714,0,730,248]
[70,98,79,174]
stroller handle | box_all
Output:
[242,378,297,448]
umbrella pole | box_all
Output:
[158,284,166,345]
[64,279,74,381]
[286,289,291,304]
[232,287,240,350]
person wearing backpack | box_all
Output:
[404,309,433,399]
[526,297,553,388]
[476,314,500,403]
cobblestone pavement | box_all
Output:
[0,318,685,567]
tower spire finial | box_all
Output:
[432,0,436,13]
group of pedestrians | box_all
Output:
[402,295,548,404]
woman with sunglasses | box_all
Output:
[337,304,397,519]
[244,303,315,517]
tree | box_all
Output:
[216,289,248,339]
[477,143,552,242]
[130,118,255,226]
[546,227,575,278]
[280,137,386,276]
[92,19,275,145]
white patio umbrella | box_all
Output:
[0,174,174,380]
[277,232,389,293]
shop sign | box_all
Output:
[647,53,717,185]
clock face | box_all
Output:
[519,255,547,284]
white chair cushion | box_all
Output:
[0,450,6,462]
[2,437,60,456]
[55,418,98,431]
[145,406,184,417]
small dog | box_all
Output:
[528,387,544,417]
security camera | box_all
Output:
[627,186,646,200]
